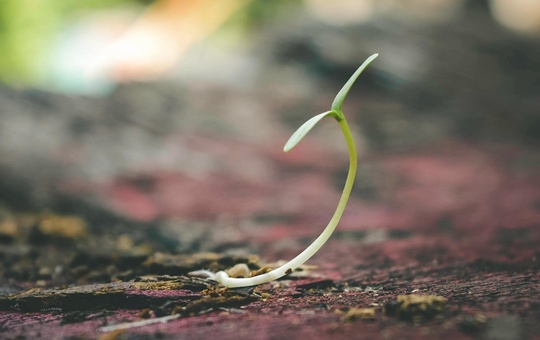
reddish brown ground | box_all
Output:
[1,136,538,339]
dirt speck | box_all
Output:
[37,214,87,239]
[343,308,377,322]
[384,295,447,322]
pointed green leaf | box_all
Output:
[331,53,378,112]
[283,111,334,152]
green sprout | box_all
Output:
[196,54,378,288]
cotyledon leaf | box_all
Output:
[331,53,378,113]
[283,110,335,152]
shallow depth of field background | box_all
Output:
[0,0,539,247]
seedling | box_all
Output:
[197,54,378,288]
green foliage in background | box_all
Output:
[235,0,301,29]
[0,0,298,87]
[0,0,146,85]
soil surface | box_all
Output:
[1,4,539,339]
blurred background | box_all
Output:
[0,0,539,261]
[1,0,539,92]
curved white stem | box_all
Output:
[215,116,357,288]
